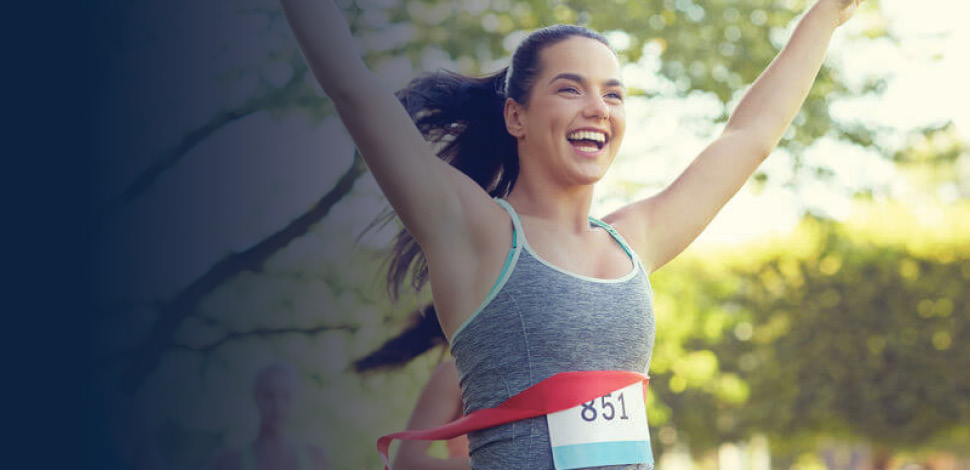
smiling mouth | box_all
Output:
[566,130,607,152]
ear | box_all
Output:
[504,98,526,138]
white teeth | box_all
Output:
[566,130,606,143]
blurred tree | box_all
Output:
[893,122,970,200]
[649,203,970,466]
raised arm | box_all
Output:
[609,0,863,272]
[279,0,494,247]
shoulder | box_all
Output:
[601,202,656,269]
[209,448,243,470]
[446,196,512,252]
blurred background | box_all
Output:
[87,0,970,468]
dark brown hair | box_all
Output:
[352,304,445,372]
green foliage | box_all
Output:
[648,203,970,456]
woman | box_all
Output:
[280,1,863,468]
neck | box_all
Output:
[506,178,595,234]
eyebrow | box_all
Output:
[548,73,625,89]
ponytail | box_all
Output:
[376,68,519,300]
[352,304,447,372]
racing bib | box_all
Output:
[546,381,653,469]
[377,371,649,470]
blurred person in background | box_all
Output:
[209,362,330,470]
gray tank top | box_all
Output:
[450,199,656,470]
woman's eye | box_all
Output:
[606,92,624,101]
[558,87,580,94]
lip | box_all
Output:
[566,127,610,158]
[568,141,604,158]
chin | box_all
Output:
[572,165,611,185]
[568,173,607,188]
[566,154,615,183]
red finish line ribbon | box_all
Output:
[377,370,649,470]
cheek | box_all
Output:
[612,104,626,122]
[612,110,627,141]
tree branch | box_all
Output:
[102,65,313,222]
[177,323,359,354]
[118,151,367,393]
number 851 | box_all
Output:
[580,392,630,422]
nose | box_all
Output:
[583,94,609,120]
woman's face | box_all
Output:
[508,36,626,187]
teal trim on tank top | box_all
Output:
[448,199,642,344]
[587,216,637,261]
[486,199,520,299]
[449,198,523,343]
